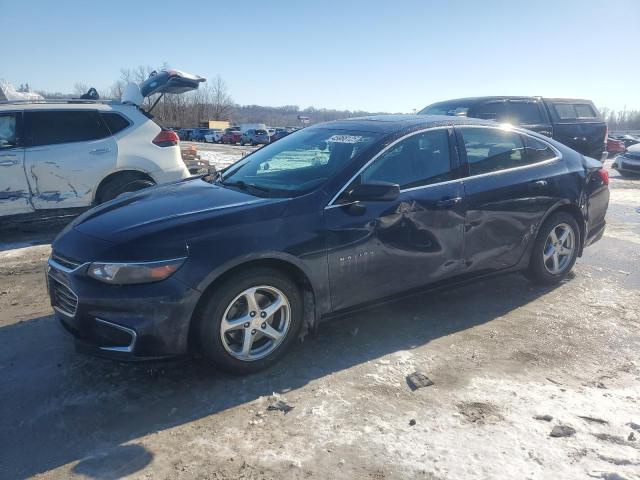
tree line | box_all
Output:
[600,107,640,132]
[29,64,640,130]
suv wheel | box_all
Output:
[196,267,302,374]
[526,212,579,285]
[96,172,155,204]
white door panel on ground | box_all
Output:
[25,137,117,209]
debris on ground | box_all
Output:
[550,425,576,438]
[628,432,636,442]
[406,372,434,390]
[409,419,416,426]
[627,422,640,432]
[266,400,294,414]
[578,415,609,425]
[534,414,553,422]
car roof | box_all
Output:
[426,96,595,105]
[0,99,132,112]
[310,114,497,133]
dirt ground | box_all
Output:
[0,157,639,480]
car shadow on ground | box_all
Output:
[0,272,560,478]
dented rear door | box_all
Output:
[24,109,117,209]
[0,111,33,216]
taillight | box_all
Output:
[597,169,609,185]
[152,129,179,147]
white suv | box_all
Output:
[0,99,190,217]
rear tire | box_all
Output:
[95,172,155,204]
[525,212,580,285]
[196,267,303,374]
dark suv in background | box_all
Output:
[420,97,607,161]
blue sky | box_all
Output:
[1,0,638,112]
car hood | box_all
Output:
[70,178,287,245]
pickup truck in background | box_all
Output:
[419,97,608,161]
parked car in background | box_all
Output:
[240,129,270,146]
[420,97,608,161]
[221,127,242,144]
[611,133,640,148]
[48,115,609,373]
[0,99,190,217]
[203,129,224,143]
[190,128,213,142]
[607,136,626,158]
[612,143,640,177]
[270,128,291,142]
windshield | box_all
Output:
[419,100,473,116]
[220,128,381,196]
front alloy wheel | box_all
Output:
[196,267,302,374]
[220,286,291,361]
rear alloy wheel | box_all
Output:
[96,173,155,204]
[526,212,579,285]
[197,268,302,374]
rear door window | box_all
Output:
[27,110,110,147]
[362,129,453,189]
[473,101,508,121]
[503,101,544,124]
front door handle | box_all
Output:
[436,196,463,208]
[89,148,111,155]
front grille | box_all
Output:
[51,252,82,270]
[50,277,78,317]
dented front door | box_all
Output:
[0,111,33,216]
[24,110,117,209]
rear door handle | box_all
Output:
[436,196,463,208]
[89,148,111,155]
[530,180,548,190]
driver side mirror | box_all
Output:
[345,181,400,202]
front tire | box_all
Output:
[526,212,580,285]
[196,268,303,374]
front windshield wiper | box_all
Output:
[219,179,272,193]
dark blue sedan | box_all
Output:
[48,115,610,373]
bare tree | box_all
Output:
[210,76,234,120]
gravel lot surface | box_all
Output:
[0,157,638,480]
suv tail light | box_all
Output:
[152,129,179,147]
[596,169,609,185]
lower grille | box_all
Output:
[50,277,78,317]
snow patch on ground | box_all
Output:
[198,150,246,170]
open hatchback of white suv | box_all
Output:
[0,69,205,217]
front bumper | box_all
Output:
[47,256,201,360]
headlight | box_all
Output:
[87,258,186,285]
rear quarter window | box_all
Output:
[101,112,131,135]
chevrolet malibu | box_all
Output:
[48,115,610,374]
